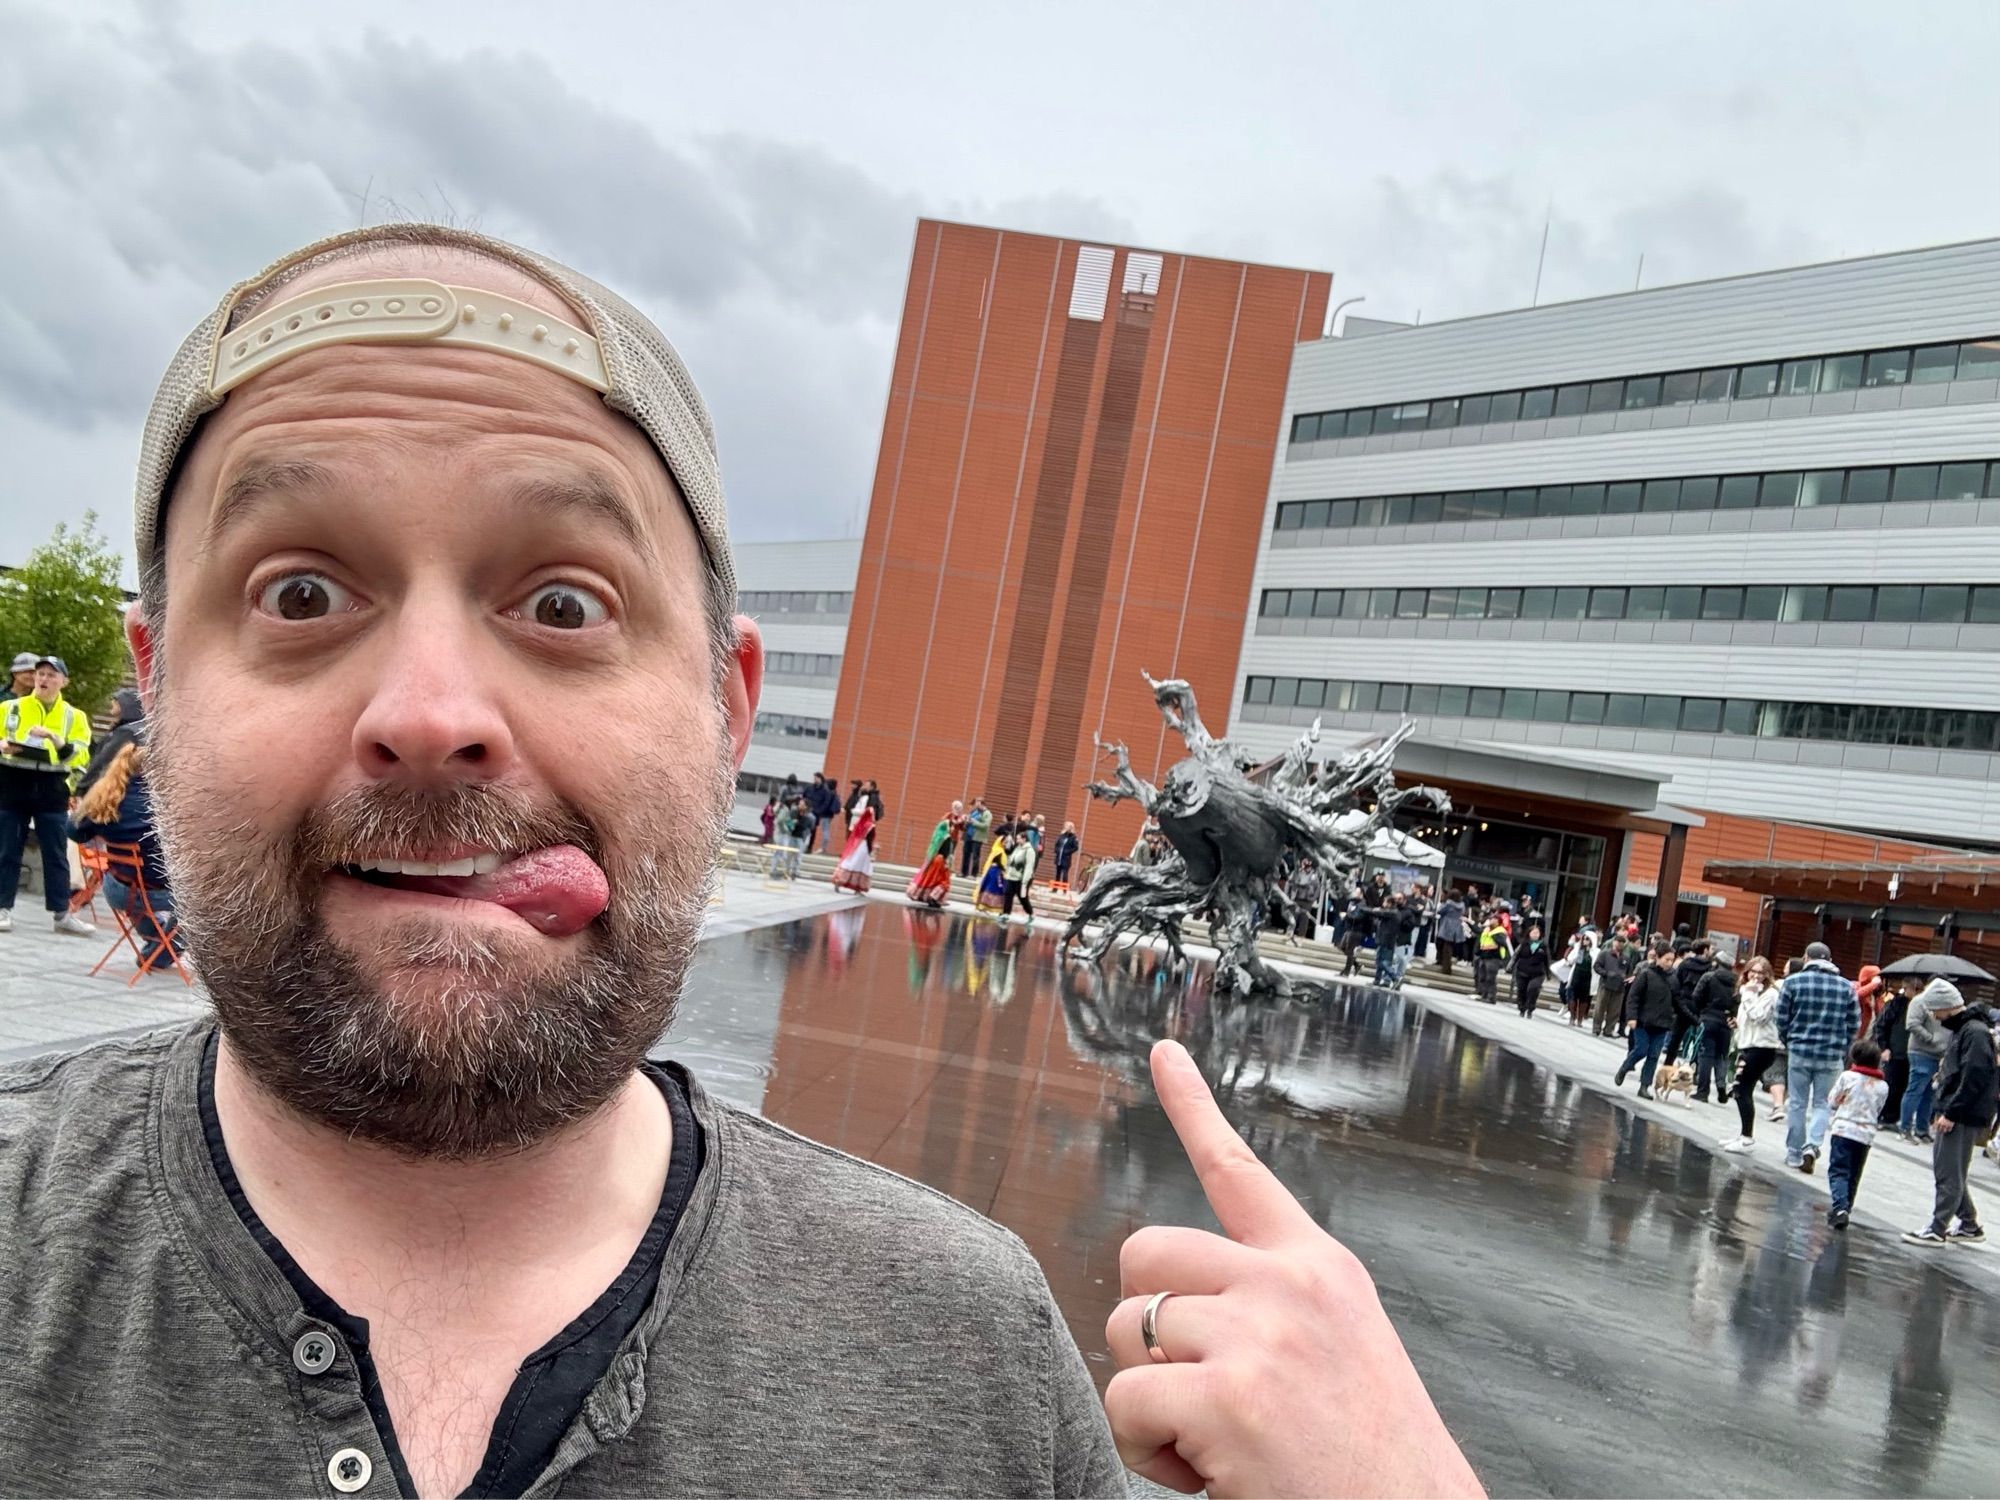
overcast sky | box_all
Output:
[5,0,1999,581]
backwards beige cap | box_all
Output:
[134,222,736,601]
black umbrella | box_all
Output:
[1877,953,1997,985]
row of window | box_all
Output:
[1288,336,2000,446]
[1259,582,2000,628]
[739,590,853,615]
[765,651,841,677]
[1272,459,2000,532]
[1242,676,2000,752]
[752,711,831,741]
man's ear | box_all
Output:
[126,609,158,711]
[721,613,764,770]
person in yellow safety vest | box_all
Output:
[1473,912,1513,1006]
[0,655,97,937]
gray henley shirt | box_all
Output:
[0,1022,1126,1497]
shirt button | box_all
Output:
[293,1330,337,1375]
[327,1448,372,1493]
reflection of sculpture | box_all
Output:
[1066,673,1448,998]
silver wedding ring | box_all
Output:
[1141,1290,1177,1364]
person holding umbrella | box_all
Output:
[1877,951,2000,1141]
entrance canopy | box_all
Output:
[1704,856,2000,916]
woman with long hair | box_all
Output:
[975,833,1012,915]
[905,805,958,908]
[830,802,877,893]
[1720,955,1784,1152]
[70,742,176,969]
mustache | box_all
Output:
[292,781,602,871]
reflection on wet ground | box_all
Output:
[662,903,2000,1498]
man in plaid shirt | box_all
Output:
[1777,941,1862,1173]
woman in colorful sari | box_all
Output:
[975,832,1012,914]
[831,803,877,893]
[906,804,959,907]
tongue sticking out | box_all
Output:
[388,845,610,937]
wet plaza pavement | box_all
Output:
[664,902,2000,1499]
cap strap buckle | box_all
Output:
[210,278,611,397]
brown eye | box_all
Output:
[522,584,609,629]
[257,574,350,620]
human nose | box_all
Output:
[350,607,516,785]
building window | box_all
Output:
[1844,468,1891,506]
[1913,344,1961,384]
[1960,340,2000,380]
[1863,349,1912,387]
[1282,451,2000,540]
[1892,465,1941,503]
[1696,367,1735,403]
[1779,359,1820,396]
[1737,363,1779,399]
[1288,331,2000,454]
[1818,354,1864,393]
[1622,376,1662,410]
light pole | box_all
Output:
[1324,295,1366,338]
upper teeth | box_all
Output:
[354,853,505,877]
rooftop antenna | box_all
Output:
[1531,199,1551,307]
[1633,253,1645,291]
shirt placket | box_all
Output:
[281,1309,404,1497]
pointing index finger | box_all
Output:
[1150,1039,1318,1248]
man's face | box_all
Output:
[132,249,761,1158]
[31,666,63,702]
[10,671,31,696]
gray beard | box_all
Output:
[148,700,731,1160]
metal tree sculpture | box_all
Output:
[1065,673,1449,998]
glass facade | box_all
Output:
[1287,335,2000,447]
[1272,459,2000,533]
[1257,582,2000,627]
[1242,676,2000,753]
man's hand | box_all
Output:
[1103,1040,1484,1500]
[1935,1117,1954,1135]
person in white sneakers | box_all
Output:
[1823,1037,1890,1230]
[1719,955,1783,1154]
[0,654,97,937]
[1904,992,1997,1248]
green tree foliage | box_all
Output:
[0,512,131,715]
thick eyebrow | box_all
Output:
[503,470,661,567]
[201,458,661,567]
[203,458,338,548]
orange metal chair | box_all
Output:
[88,841,191,987]
[71,842,109,923]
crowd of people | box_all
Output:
[1313,876,2000,1241]
[756,780,1085,927]
[760,772,882,882]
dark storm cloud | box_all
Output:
[0,6,1120,547]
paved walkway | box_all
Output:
[1373,970,2000,1280]
[0,870,860,1064]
